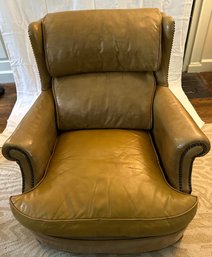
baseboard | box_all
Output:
[0,60,14,83]
[188,59,212,72]
[0,71,14,83]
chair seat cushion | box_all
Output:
[10,129,197,239]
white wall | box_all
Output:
[186,0,212,72]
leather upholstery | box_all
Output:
[53,72,156,130]
[155,14,175,86]
[2,8,210,253]
[152,86,210,193]
[28,21,51,90]
[2,90,57,191]
[43,9,162,76]
[35,230,185,254]
[10,130,197,238]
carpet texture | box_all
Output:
[0,125,212,257]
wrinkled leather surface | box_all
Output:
[53,72,156,130]
[28,21,51,90]
[152,86,210,193]
[2,90,57,192]
[155,15,175,86]
[43,9,162,76]
[2,9,211,252]
[10,130,197,238]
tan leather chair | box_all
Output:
[2,8,210,254]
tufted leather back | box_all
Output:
[29,8,174,131]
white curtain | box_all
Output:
[0,0,202,145]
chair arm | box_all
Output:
[152,86,210,193]
[2,90,57,192]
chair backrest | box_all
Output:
[29,8,174,131]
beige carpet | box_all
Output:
[0,125,212,257]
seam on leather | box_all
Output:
[166,18,175,85]
[5,147,35,192]
[10,199,198,222]
[11,130,194,200]
[28,25,41,89]
[148,132,173,191]
[156,12,162,71]
[10,137,58,197]
[179,142,208,192]
[148,131,198,197]
[42,16,51,77]
[52,79,61,130]
[28,22,49,91]
[149,72,157,129]
[35,228,185,240]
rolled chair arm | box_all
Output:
[2,90,57,192]
[152,86,210,193]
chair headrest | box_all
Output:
[42,8,162,77]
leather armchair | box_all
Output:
[2,8,210,254]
